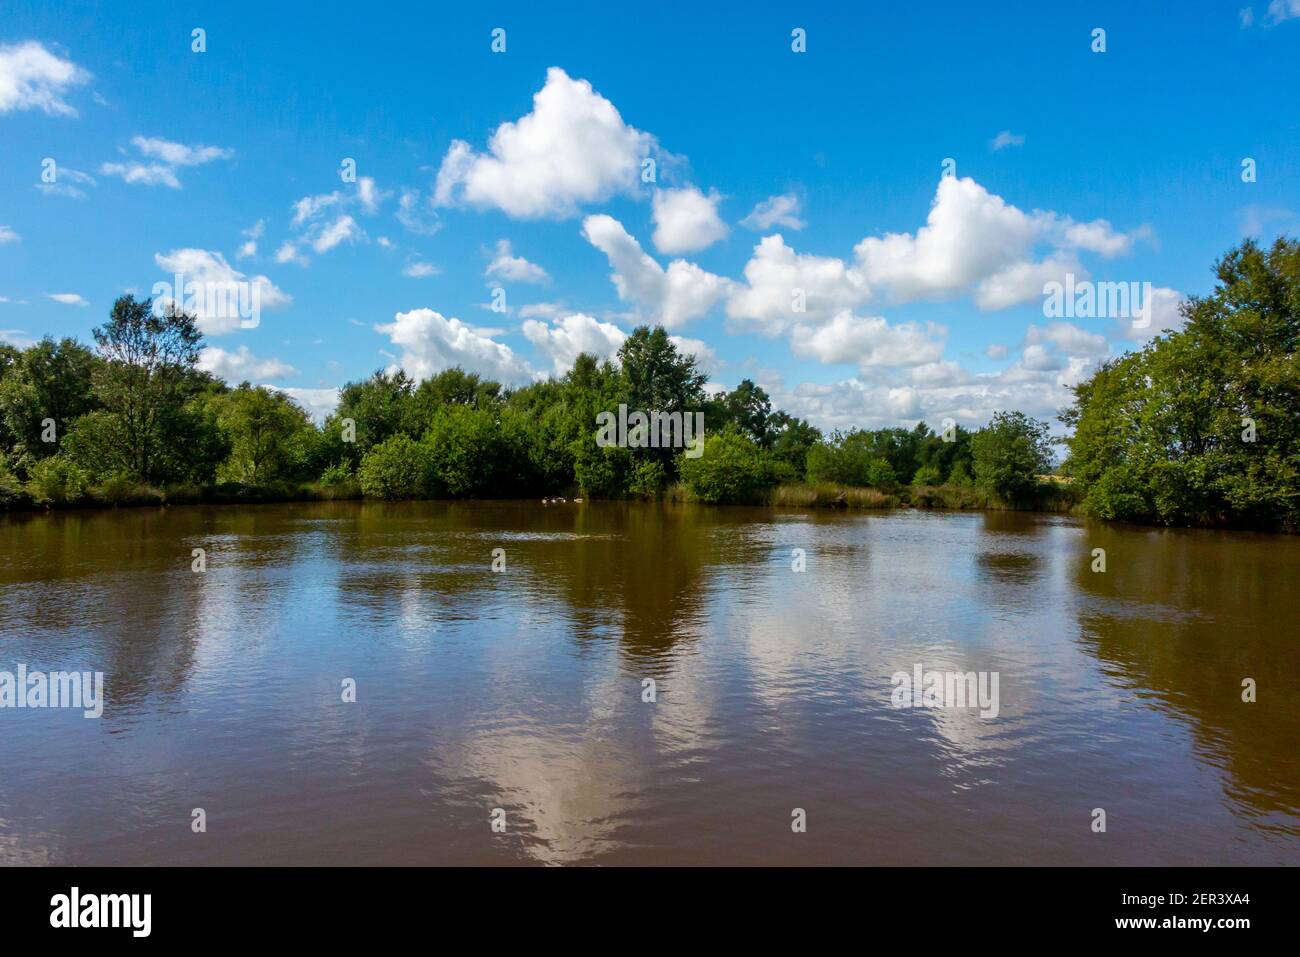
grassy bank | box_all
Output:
[1,478,363,512]
[3,478,1084,516]
[763,481,1079,512]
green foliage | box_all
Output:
[90,295,204,483]
[0,337,98,466]
[209,385,315,484]
[911,463,943,486]
[627,458,667,498]
[971,411,1054,504]
[357,433,432,499]
[25,455,89,504]
[678,427,777,503]
[422,404,507,497]
[806,430,897,487]
[1063,237,1300,528]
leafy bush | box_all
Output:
[971,411,1053,505]
[25,456,89,504]
[357,434,433,499]
[678,428,777,504]
[911,463,943,487]
[627,458,667,498]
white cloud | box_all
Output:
[101,136,232,189]
[582,214,731,329]
[356,176,385,214]
[0,225,20,244]
[990,130,1025,151]
[974,254,1085,311]
[235,220,264,259]
[1267,0,1300,23]
[1025,321,1109,358]
[0,41,90,116]
[153,248,292,335]
[275,242,308,267]
[434,67,655,219]
[291,191,342,227]
[311,215,363,253]
[855,177,1039,303]
[99,162,181,189]
[854,177,1146,308]
[402,261,439,278]
[985,343,1009,359]
[1117,286,1186,341]
[651,186,728,254]
[198,345,298,381]
[34,166,95,198]
[522,312,627,374]
[265,386,340,423]
[130,136,232,167]
[485,240,550,284]
[726,234,869,335]
[740,193,805,231]
[45,292,87,306]
[376,308,534,383]
[396,188,441,235]
[789,311,947,372]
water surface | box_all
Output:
[1,501,1296,865]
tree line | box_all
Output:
[1,238,1295,528]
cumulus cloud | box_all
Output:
[45,292,88,306]
[582,214,730,328]
[853,176,1146,309]
[651,186,728,254]
[974,254,1085,311]
[522,312,627,373]
[726,234,870,335]
[740,193,805,231]
[275,242,308,267]
[100,136,232,189]
[266,386,340,423]
[1266,0,1300,24]
[375,308,533,383]
[310,215,363,253]
[990,130,1025,151]
[0,41,90,116]
[198,345,298,381]
[396,188,441,235]
[34,166,95,198]
[402,261,439,278]
[790,311,946,372]
[130,136,232,167]
[99,162,181,189]
[1117,286,1186,340]
[153,248,292,335]
[0,225,19,244]
[434,67,656,219]
[486,240,550,284]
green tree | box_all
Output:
[0,337,99,470]
[1062,237,1300,526]
[89,296,204,482]
[210,385,315,484]
[971,410,1053,503]
[678,427,776,504]
[357,433,433,499]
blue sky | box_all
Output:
[2,1,1299,429]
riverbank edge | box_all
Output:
[0,478,1075,515]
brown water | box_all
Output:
[0,501,1295,865]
